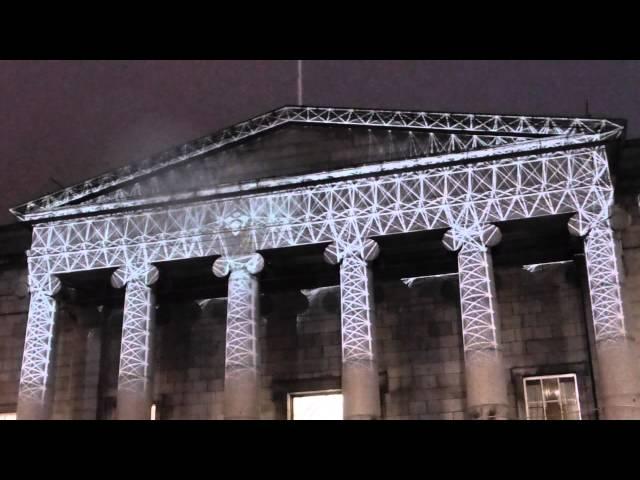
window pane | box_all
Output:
[559,377,577,402]
[0,413,16,420]
[560,377,580,419]
[527,403,545,420]
[292,394,343,420]
[526,380,542,403]
[524,375,581,420]
[544,401,563,420]
[525,381,544,419]
[542,378,560,402]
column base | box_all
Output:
[117,390,152,420]
[343,362,381,420]
[345,413,380,420]
[597,339,640,420]
[16,396,49,420]
[466,403,510,420]
[599,399,640,420]
[224,369,259,420]
[464,350,509,420]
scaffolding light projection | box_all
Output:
[213,254,264,377]
[443,224,502,354]
[324,239,379,364]
[12,106,628,416]
[111,264,159,395]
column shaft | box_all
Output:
[224,268,260,419]
[339,253,380,420]
[457,243,508,419]
[117,279,156,420]
[16,288,59,420]
[583,222,640,419]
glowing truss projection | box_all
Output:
[26,146,615,292]
[13,106,627,418]
[17,275,61,407]
[11,106,623,220]
[213,254,264,375]
[443,225,502,353]
[568,216,627,342]
[325,240,379,364]
[111,265,159,394]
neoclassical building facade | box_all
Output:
[1,106,640,420]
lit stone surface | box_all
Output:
[1,106,637,420]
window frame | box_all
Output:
[523,373,582,420]
[287,389,343,420]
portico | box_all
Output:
[10,106,639,419]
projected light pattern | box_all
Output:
[26,147,613,293]
[17,275,61,405]
[325,240,379,364]
[111,265,159,393]
[13,106,626,418]
[443,224,502,353]
[12,107,623,220]
[569,216,627,341]
[213,254,264,375]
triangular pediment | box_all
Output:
[11,105,625,222]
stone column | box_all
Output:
[443,224,509,420]
[324,239,381,420]
[16,275,62,420]
[213,253,265,420]
[569,214,640,419]
[111,265,159,420]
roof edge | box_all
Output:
[11,105,626,221]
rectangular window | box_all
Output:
[150,403,157,420]
[523,374,581,420]
[288,391,343,420]
[0,412,16,420]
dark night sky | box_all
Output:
[1,60,639,225]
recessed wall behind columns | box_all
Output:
[0,260,597,420]
[617,192,640,368]
[258,263,593,420]
[368,264,595,420]
[0,265,29,413]
[497,265,597,420]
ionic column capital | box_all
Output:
[212,253,265,278]
[111,264,159,289]
[30,274,62,297]
[567,206,631,238]
[567,213,599,238]
[442,224,502,252]
[323,238,380,265]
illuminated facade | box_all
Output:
[1,106,640,420]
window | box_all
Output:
[524,374,581,420]
[150,403,157,420]
[288,391,343,420]
[0,412,16,420]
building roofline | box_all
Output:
[10,105,626,222]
